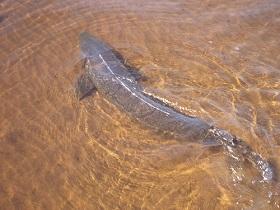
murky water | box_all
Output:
[1,0,280,209]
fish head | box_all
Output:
[80,32,112,59]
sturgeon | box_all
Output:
[76,32,274,181]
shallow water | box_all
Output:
[1,0,280,209]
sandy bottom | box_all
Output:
[0,0,280,209]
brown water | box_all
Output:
[1,0,280,209]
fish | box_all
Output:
[76,32,274,182]
[77,32,216,145]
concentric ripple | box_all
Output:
[0,0,280,209]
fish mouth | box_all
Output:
[80,32,112,58]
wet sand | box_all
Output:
[0,0,280,209]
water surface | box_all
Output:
[0,0,280,209]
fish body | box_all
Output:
[76,32,274,181]
[79,32,213,144]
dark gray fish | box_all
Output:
[78,32,214,145]
[76,32,274,182]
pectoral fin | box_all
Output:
[111,49,147,82]
[75,73,96,100]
